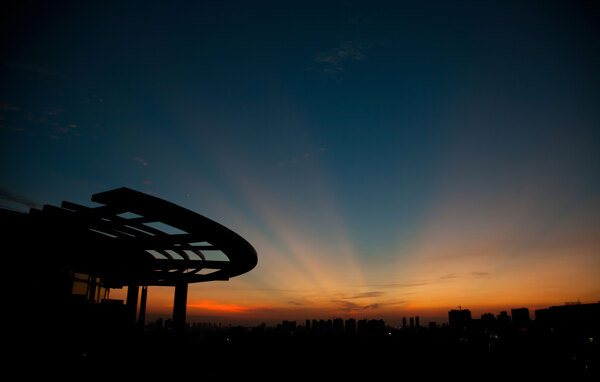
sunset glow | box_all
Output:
[187,300,266,313]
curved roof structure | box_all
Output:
[26,187,257,287]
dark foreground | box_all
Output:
[21,321,599,381]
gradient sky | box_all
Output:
[1,1,599,325]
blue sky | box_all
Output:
[1,1,599,323]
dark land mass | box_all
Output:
[18,304,599,380]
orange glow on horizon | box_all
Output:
[187,300,271,313]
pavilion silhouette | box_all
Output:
[3,187,257,339]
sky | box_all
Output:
[1,1,599,325]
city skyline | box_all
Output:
[113,285,598,327]
[127,300,600,330]
[2,1,599,324]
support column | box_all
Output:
[126,283,139,330]
[138,285,148,330]
[173,281,188,335]
[88,275,97,303]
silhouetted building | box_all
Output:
[345,318,356,334]
[535,302,600,333]
[511,308,530,328]
[481,312,496,328]
[358,319,368,334]
[402,317,407,329]
[368,319,386,335]
[497,311,511,326]
[449,308,472,330]
[415,316,420,328]
[311,319,334,335]
[253,323,266,336]
[280,320,296,334]
[326,319,333,333]
[410,317,414,329]
[333,318,344,335]
[312,319,334,336]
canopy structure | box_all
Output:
[32,187,257,287]
[5,187,257,334]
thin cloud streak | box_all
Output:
[133,156,149,166]
[0,187,41,210]
[332,300,380,313]
[344,291,385,299]
[309,40,371,77]
[1,60,67,77]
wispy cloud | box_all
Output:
[333,300,381,313]
[53,123,77,134]
[0,187,40,209]
[372,281,431,288]
[43,106,66,116]
[0,103,21,112]
[308,40,370,78]
[439,272,490,280]
[0,124,25,132]
[133,156,149,166]
[0,103,81,139]
[0,103,26,132]
[82,94,104,104]
[278,147,327,167]
[345,291,385,299]
[1,60,66,78]
[47,122,77,140]
[314,40,368,66]
[440,273,458,280]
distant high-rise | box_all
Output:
[497,311,511,326]
[410,317,414,329]
[368,319,386,335]
[345,318,356,334]
[281,320,296,334]
[481,313,496,327]
[333,318,344,335]
[449,308,472,329]
[415,316,420,328]
[511,308,530,328]
[535,302,600,332]
[358,319,368,334]
[402,317,407,329]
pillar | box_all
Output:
[138,285,148,330]
[173,281,188,335]
[88,275,97,303]
[126,283,139,330]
